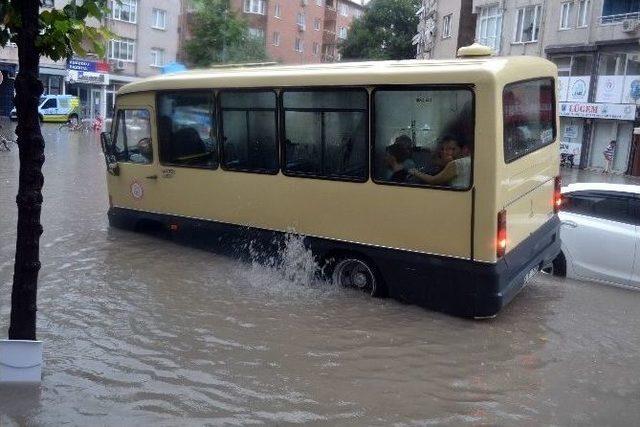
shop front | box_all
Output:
[65,58,110,120]
[559,101,636,173]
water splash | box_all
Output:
[239,232,341,299]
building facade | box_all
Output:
[414,0,475,59]
[416,0,640,175]
[0,0,180,119]
[179,0,365,65]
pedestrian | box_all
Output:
[603,140,616,173]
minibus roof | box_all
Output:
[118,56,556,96]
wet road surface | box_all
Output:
[1,125,639,425]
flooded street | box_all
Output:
[1,125,640,425]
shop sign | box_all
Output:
[66,70,110,85]
[563,124,579,139]
[567,76,590,103]
[67,58,109,73]
[622,75,640,104]
[559,102,636,120]
[595,75,625,103]
[560,141,582,165]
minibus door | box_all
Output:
[104,106,162,213]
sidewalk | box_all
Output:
[560,166,640,186]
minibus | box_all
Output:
[100,45,561,318]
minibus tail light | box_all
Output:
[497,209,507,259]
[553,176,562,213]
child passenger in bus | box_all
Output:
[408,136,471,188]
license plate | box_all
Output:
[524,266,539,284]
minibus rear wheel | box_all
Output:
[330,255,386,298]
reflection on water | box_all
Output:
[1,124,640,425]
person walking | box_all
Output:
[603,140,616,173]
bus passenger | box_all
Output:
[408,136,470,188]
[385,142,412,182]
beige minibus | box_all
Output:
[101,46,561,318]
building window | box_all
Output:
[274,3,281,18]
[442,13,452,38]
[560,2,572,29]
[108,38,136,62]
[476,5,502,53]
[157,92,217,169]
[111,0,137,23]
[249,27,265,40]
[339,27,347,39]
[577,0,590,27]
[244,0,266,15]
[150,48,165,67]
[272,31,280,46]
[339,2,348,16]
[283,89,368,181]
[514,5,542,43]
[220,90,278,173]
[152,9,167,30]
[294,38,304,52]
[313,42,320,55]
[314,18,321,31]
[297,12,306,30]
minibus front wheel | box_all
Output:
[330,255,386,297]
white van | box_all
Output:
[10,94,81,123]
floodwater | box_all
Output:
[1,125,640,426]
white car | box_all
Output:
[550,182,640,289]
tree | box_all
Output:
[339,0,420,61]
[1,0,109,340]
[184,0,269,67]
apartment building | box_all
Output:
[416,0,640,175]
[414,0,475,59]
[179,0,365,65]
[0,0,180,119]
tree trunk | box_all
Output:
[8,0,45,341]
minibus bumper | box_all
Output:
[473,215,561,318]
[374,215,561,318]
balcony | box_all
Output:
[599,11,640,25]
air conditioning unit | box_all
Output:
[622,19,639,33]
[297,23,306,32]
[115,60,125,70]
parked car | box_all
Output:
[10,94,81,123]
[549,183,640,289]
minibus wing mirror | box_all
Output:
[100,131,120,176]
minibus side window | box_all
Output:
[282,89,368,181]
[219,90,278,173]
[113,109,153,165]
[503,78,555,163]
[373,88,474,190]
[157,91,217,169]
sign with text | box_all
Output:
[66,70,110,85]
[595,75,625,103]
[559,102,636,120]
[560,141,582,165]
[622,75,640,104]
[566,76,590,103]
[67,58,109,73]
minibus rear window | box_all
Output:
[503,78,555,163]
